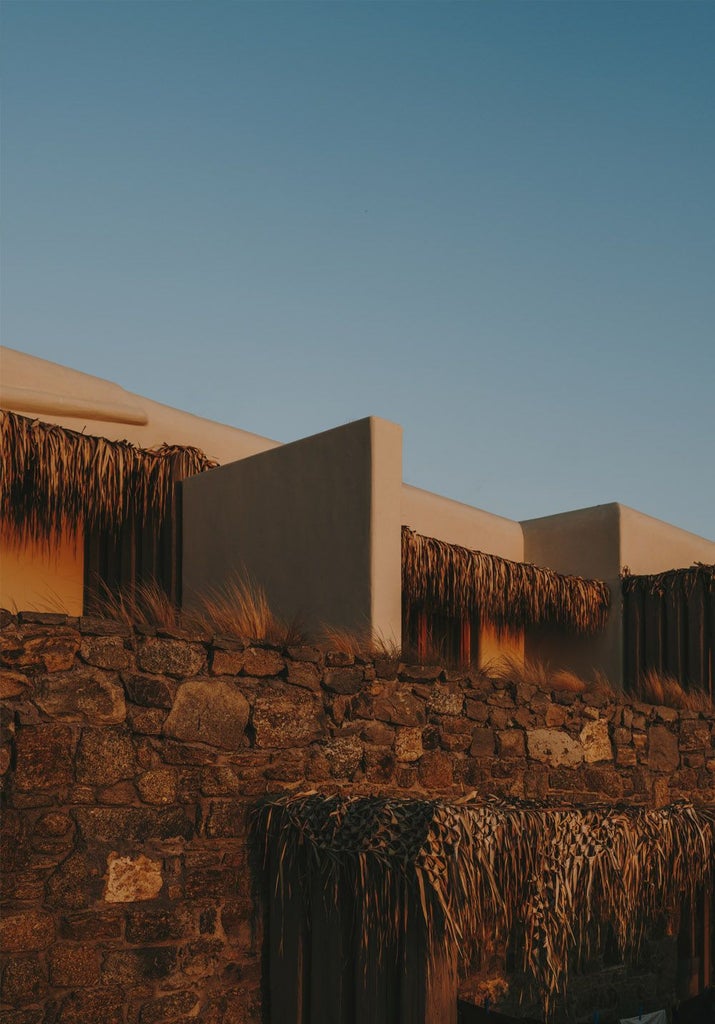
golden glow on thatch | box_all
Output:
[402,527,610,634]
[256,794,714,1016]
[0,409,217,543]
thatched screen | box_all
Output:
[0,409,217,543]
[402,527,610,635]
[255,794,714,1021]
[622,565,715,697]
[1,410,217,604]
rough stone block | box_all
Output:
[14,724,74,790]
[34,668,126,724]
[372,691,426,727]
[527,728,583,767]
[648,725,679,772]
[360,720,394,746]
[252,689,323,747]
[139,991,199,1023]
[60,913,122,941]
[137,767,178,804]
[427,686,464,716]
[122,672,174,708]
[125,907,192,944]
[46,852,91,909]
[286,661,321,691]
[465,699,489,722]
[1,627,80,672]
[0,669,31,698]
[364,746,395,784]
[324,736,363,778]
[76,726,137,785]
[323,666,364,694]
[102,947,177,987]
[137,638,206,677]
[1,956,47,1004]
[36,812,72,839]
[470,727,495,758]
[286,645,322,663]
[78,617,132,636]
[202,800,247,839]
[49,944,101,987]
[241,648,285,677]
[127,705,166,735]
[210,648,246,675]
[74,806,194,843]
[104,852,163,903]
[545,704,568,728]
[399,664,443,683]
[394,727,423,762]
[418,750,453,789]
[0,909,54,951]
[498,729,526,759]
[580,719,613,763]
[440,731,471,752]
[79,636,132,671]
[163,680,249,749]
[199,766,241,796]
[57,987,123,1024]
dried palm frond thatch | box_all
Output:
[255,794,714,1017]
[0,410,217,543]
[402,527,610,634]
[622,562,715,600]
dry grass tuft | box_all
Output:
[318,624,402,661]
[632,668,714,713]
[195,576,303,647]
[89,574,304,646]
[88,579,186,630]
[486,656,620,699]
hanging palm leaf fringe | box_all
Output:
[255,794,714,1018]
[622,563,715,600]
[0,409,217,543]
[402,527,610,634]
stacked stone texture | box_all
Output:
[1,612,714,1023]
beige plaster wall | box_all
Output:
[182,417,404,643]
[0,528,84,615]
[401,485,524,561]
[619,505,715,575]
[0,347,279,466]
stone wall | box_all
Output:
[1,613,714,1023]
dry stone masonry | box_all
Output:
[1,612,713,1023]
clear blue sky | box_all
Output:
[2,1,713,539]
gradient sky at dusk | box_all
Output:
[2,1,713,538]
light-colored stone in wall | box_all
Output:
[182,417,403,644]
[0,528,84,615]
[401,484,523,561]
[1,347,279,466]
